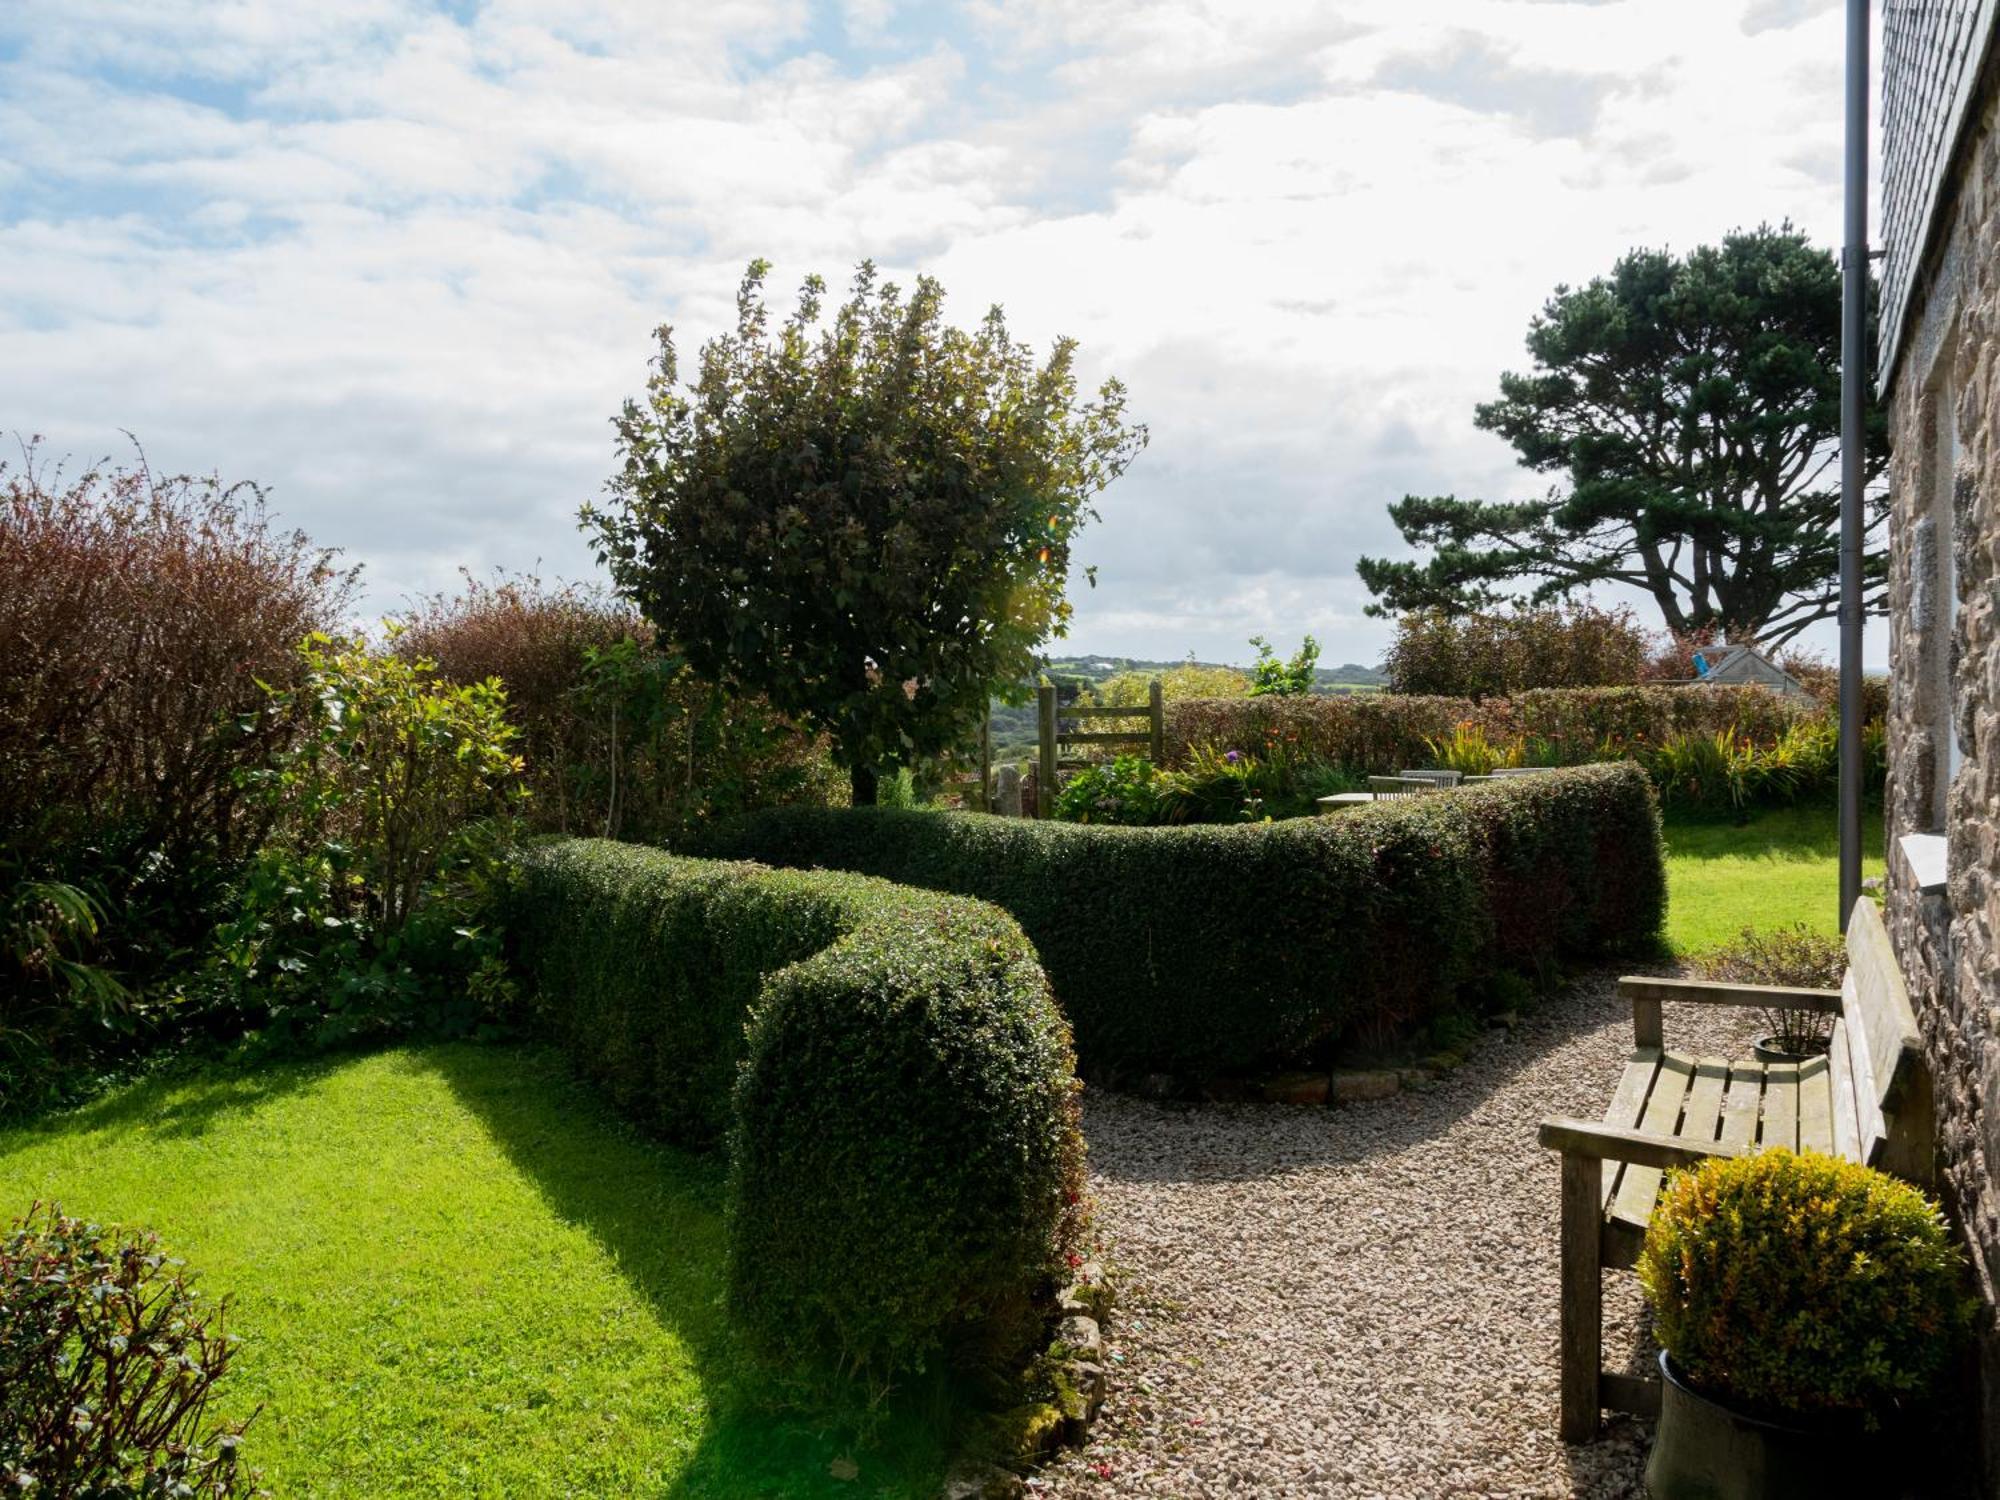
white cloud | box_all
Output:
[0,0,1880,667]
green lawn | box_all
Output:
[1662,804,1886,955]
[0,1045,947,1499]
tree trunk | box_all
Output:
[850,763,878,806]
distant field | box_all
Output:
[1662,804,1886,954]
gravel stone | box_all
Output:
[1033,971,1757,1498]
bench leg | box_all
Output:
[1558,1152,1602,1442]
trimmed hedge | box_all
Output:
[702,763,1666,1075]
[510,840,1085,1377]
[1163,683,1821,773]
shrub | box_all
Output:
[0,449,354,1096]
[1165,683,1830,797]
[201,632,527,1044]
[1054,754,1171,824]
[398,572,841,843]
[1692,924,1844,1055]
[1639,1152,1972,1424]
[1247,634,1319,696]
[1383,604,1649,698]
[1,1204,255,1496]
[510,841,1085,1379]
[702,764,1664,1073]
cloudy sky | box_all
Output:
[0,0,1869,670]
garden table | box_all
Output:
[1315,792,1376,811]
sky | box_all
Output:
[0,0,1876,671]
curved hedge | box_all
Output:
[510,840,1084,1378]
[700,763,1665,1074]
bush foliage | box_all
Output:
[1383,604,1649,698]
[0,452,355,1109]
[198,633,528,1045]
[510,841,1085,1380]
[1165,683,1817,775]
[1,1204,255,1497]
[1639,1152,1971,1424]
[397,572,842,843]
[703,764,1665,1073]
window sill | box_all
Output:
[1898,832,1949,896]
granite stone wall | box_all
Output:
[1884,61,2000,1490]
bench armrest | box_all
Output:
[1618,976,1842,1010]
[1619,975,1842,1048]
[1537,1117,1744,1172]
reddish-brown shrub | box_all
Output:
[1164,684,1824,774]
[0,446,354,871]
[1382,604,1649,698]
[397,572,842,843]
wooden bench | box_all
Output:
[1367,775,1436,800]
[1537,898,1932,1440]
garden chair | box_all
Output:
[1395,769,1463,787]
[1367,775,1436,800]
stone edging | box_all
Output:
[942,1261,1116,1499]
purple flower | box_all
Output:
[1224,750,1242,764]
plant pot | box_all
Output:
[1646,1352,1888,1500]
[1750,1035,1830,1065]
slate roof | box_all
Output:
[1879,0,2000,382]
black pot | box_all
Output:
[1750,1035,1829,1066]
[1646,1353,1888,1500]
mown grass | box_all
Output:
[1662,804,1886,955]
[0,1044,950,1499]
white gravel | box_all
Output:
[1035,972,1757,1500]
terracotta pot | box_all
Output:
[1646,1353,1887,1500]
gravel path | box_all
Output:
[1036,972,1757,1499]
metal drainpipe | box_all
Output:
[1838,0,1870,933]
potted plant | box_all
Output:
[1638,1150,1972,1499]
[1691,925,1843,1062]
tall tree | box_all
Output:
[585,261,1145,804]
[1357,226,1889,646]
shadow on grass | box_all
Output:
[9,1048,343,1144]
[1660,804,1880,862]
[423,1044,954,1500]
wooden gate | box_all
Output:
[1035,679,1163,818]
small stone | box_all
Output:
[1073,1359,1108,1417]
[1058,1313,1102,1361]
[1199,1075,1262,1103]
[942,1461,1025,1499]
[1262,1071,1330,1106]
[1396,1067,1436,1090]
[1331,1069,1400,1103]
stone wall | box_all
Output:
[1884,53,2000,1492]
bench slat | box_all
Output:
[1762,1060,1799,1151]
[1610,1053,1696,1232]
[1829,1018,1864,1163]
[1680,1057,1728,1145]
[1846,898,1924,1114]
[1796,1054,1835,1154]
[1840,973,1890,1164]
[1718,1060,1763,1151]
[1599,1049,1663,1208]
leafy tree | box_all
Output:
[586,261,1145,803]
[1358,226,1889,647]
[1247,634,1319,697]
